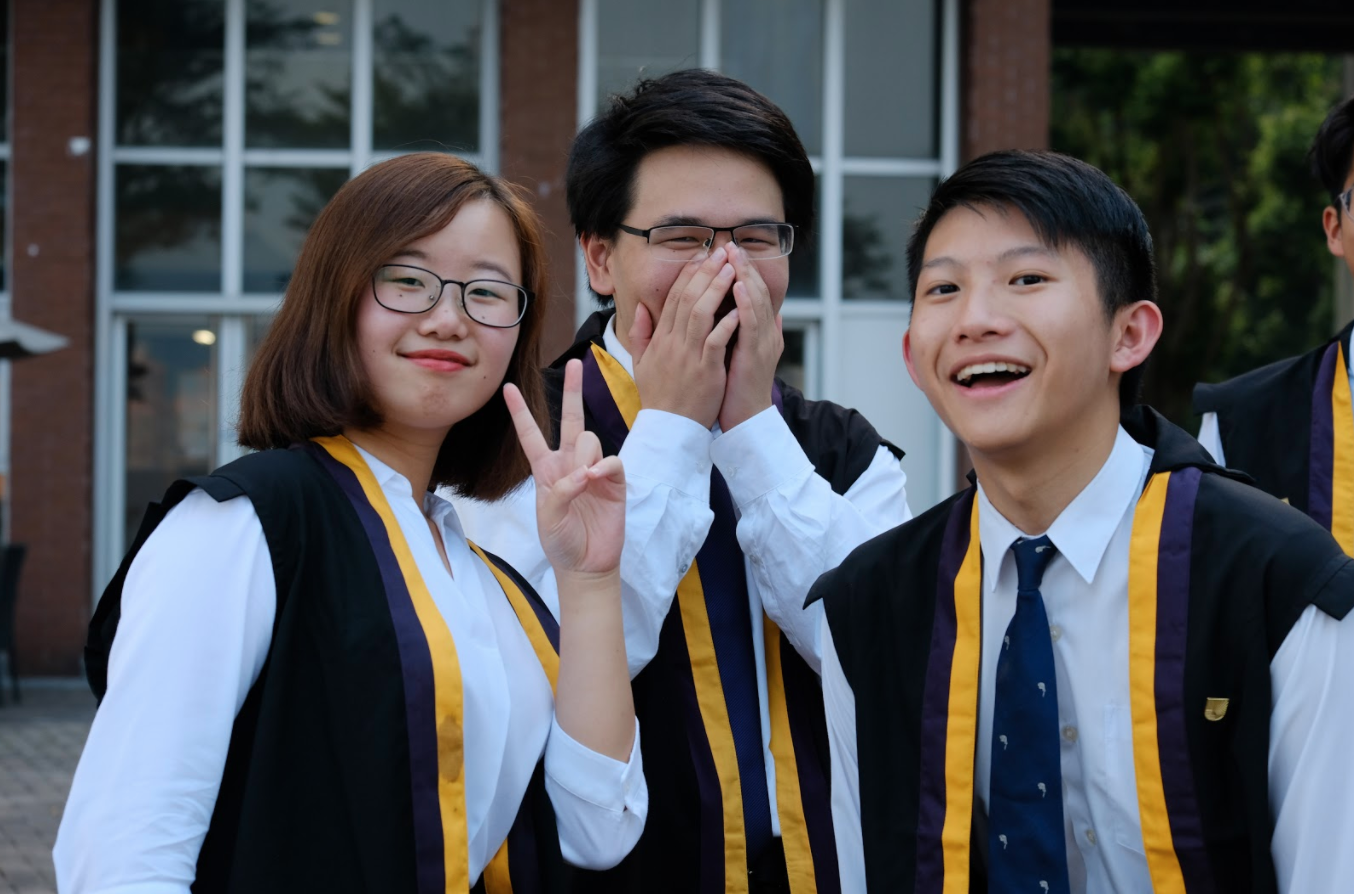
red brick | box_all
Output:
[962,0,1051,160]
[500,0,581,362]
[9,0,98,675]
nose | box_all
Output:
[419,284,472,338]
[710,229,738,253]
[952,281,1013,342]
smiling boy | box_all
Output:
[810,150,1354,893]
[456,70,910,893]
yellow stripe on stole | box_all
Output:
[313,435,470,893]
[468,542,563,894]
[1127,472,1188,894]
[468,541,560,692]
[764,617,816,894]
[590,342,749,890]
[481,845,514,894]
[940,498,983,892]
[590,344,641,426]
[1331,343,1354,554]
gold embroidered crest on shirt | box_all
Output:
[1204,697,1229,721]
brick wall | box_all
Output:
[9,1,98,675]
[962,0,1051,160]
[500,0,581,363]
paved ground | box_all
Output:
[0,681,96,894]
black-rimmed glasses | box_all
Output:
[1340,185,1354,221]
[372,265,531,328]
[617,222,795,262]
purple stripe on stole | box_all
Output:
[660,607,728,892]
[1309,342,1339,530]
[305,444,445,894]
[914,491,976,894]
[780,637,841,894]
[1155,467,1215,893]
[580,348,633,452]
[484,552,560,652]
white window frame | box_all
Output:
[92,0,501,596]
[576,0,958,496]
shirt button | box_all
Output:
[1049,624,1062,642]
[1085,828,1098,846]
[678,563,691,576]
[1062,725,1078,743]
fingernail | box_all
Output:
[722,263,735,276]
[712,247,727,262]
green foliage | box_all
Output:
[1051,49,1345,426]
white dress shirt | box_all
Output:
[1197,328,1354,465]
[55,445,647,894]
[453,315,912,838]
[823,425,1354,893]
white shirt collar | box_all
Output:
[350,441,466,538]
[601,313,636,377]
[976,425,1152,592]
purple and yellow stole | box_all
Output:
[1309,339,1354,554]
[580,344,837,894]
[306,435,561,894]
[919,467,1214,893]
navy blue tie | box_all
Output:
[988,535,1071,894]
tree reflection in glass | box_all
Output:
[243,167,348,292]
[115,166,223,292]
[373,0,482,152]
[245,0,353,149]
[116,0,225,146]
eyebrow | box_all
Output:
[389,248,518,283]
[920,243,1056,271]
[650,214,785,228]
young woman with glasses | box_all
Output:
[56,153,647,894]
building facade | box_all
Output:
[6,0,1051,674]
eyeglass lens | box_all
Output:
[647,224,794,261]
[374,266,525,326]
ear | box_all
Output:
[1323,205,1346,259]
[1108,300,1164,375]
[902,329,924,390]
[580,234,618,296]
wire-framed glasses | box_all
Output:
[617,222,795,262]
[372,265,530,328]
[1340,185,1354,221]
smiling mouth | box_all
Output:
[953,361,1031,388]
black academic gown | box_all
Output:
[85,447,570,894]
[548,310,902,893]
[811,407,1354,894]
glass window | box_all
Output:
[0,0,8,145]
[117,0,225,146]
[243,167,349,292]
[115,165,223,291]
[124,317,219,548]
[844,0,937,158]
[787,175,821,297]
[777,326,807,392]
[595,0,700,108]
[721,0,824,156]
[373,0,482,152]
[246,0,354,149]
[841,176,934,300]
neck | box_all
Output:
[970,414,1120,536]
[342,425,448,505]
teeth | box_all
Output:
[955,361,1032,384]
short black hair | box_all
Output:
[906,149,1158,405]
[1309,94,1354,205]
[566,68,816,248]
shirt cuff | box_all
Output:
[711,406,814,507]
[544,717,647,816]
[620,408,714,497]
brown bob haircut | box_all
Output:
[237,152,549,501]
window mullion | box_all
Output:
[351,0,373,176]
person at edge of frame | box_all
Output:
[1194,93,1354,555]
[54,152,647,893]
[452,69,912,894]
[809,149,1354,893]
